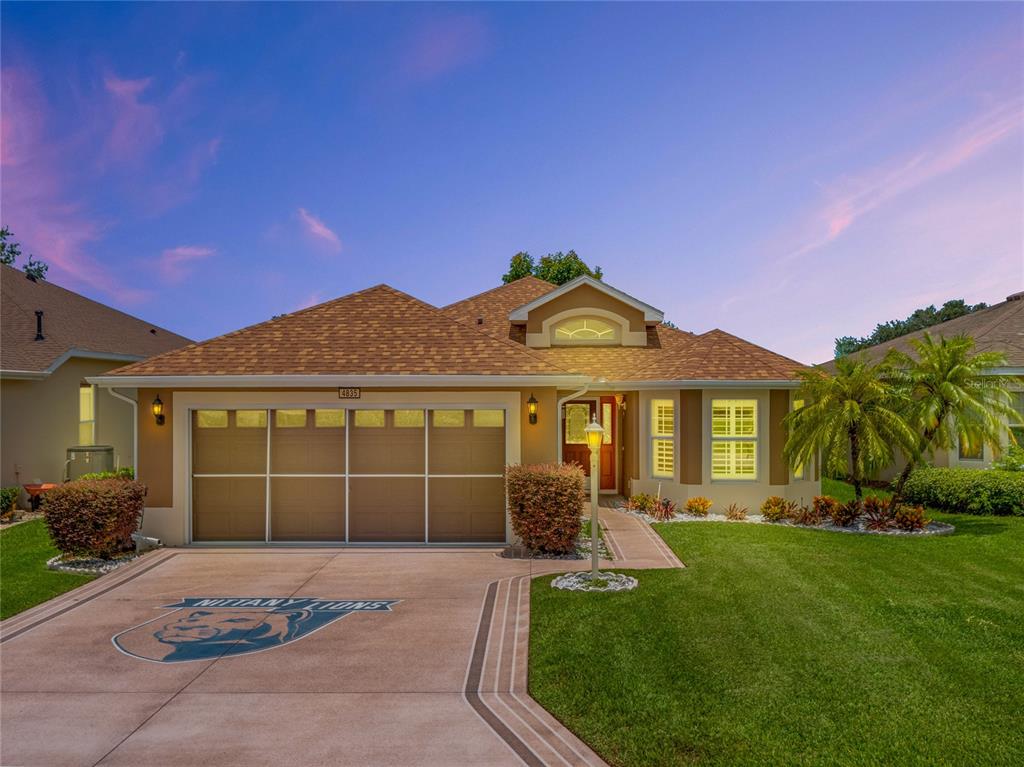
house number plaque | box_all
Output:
[338,388,361,399]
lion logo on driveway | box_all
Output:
[113,598,399,663]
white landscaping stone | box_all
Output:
[551,571,638,592]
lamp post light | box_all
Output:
[583,417,604,578]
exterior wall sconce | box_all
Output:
[527,394,538,425]
[614,393,626,412]
[152,395,165,426]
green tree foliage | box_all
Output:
[501,250,603,285]
[834,299,988,357]
[784,356,916,504]
[0,226,48,281]
[884,333,1015,508]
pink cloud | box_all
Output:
[296,291,324,311]
[400,15,490,82]
[297,208,342,252]
[102,75,164,165]
[157,245,216,284]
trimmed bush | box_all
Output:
[903,468,1023,516]
[992,444,1024,472]
[506,463,585,554]
[759,496,789,522]
[75,467,135,482]
[685,496,712,517]
[725,503,748,521]
[42,479,146,558]
[627,493,658,513]
[1,486,19,515]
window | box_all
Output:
[552,316,619,345]
[792,399,805,479]
[958,436,983,461]
[315,409,345,428]
[473,409,504,428]
[1010,391,1024,447]
[236,410,267,428]
[394,409,425,428]
[711,399,757,480]
[650,399,674,478]
[79,384,95,445]
[354,410,385,428]
[275,409,307,428]
[602,402,612,445]
[432,410,465,428]
[565,403,590,444]
[196,410,228,428]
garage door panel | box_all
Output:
[271,410,345,474]
[192,411,267,475]
[428,412,505,475]
[349,477,424,542]
[193,477,265,541]
[349,412,424,475]
[270,477,344,541]
[428,477,505,543]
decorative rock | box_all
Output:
[46,552,138,575]
[551,571,638,592]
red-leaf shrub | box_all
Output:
[506,463,585,554]
[862,496,894,531]
[42,479,146,559]
[760,496,789,522]
[650,497,678,521]
[685,496,712,517]
[893,505,930,531]
[830,500,861,527]
[791,503,823,526]
[813,495,840,519]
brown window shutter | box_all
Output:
[769,390,790,486]
[679,389,702,485]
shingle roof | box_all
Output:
[820,291,1024,371]
[1,264,191,374]
[107,284,571,377]
[103,277,806,382]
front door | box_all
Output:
[562,399,617,491]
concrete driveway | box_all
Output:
[0,508,682,766]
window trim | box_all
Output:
[650,398,675,479]
[710,398,758,481]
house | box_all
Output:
[0,265,191,499]
[88,275,818,546]
[821,290,1024,475]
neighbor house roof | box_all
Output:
[1,264,192,375]
[98,278,807,384]
[820,290,1024,372]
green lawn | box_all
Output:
[0,519,94,620]
[530,484,1024,766]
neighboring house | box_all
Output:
[1,265,192,499]
[821,289,1024,476]
[89,275,818,546]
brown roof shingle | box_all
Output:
[1,265,191,373]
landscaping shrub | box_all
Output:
[75,467,135,482]
[685,496,712,517]
[626,492,658,513]
[759,496,789,522]
[903,467,1023,516]
[813,495,840,519]
[42,479,146,559]
[893,505,930,531]
[862,496,894,531]
[1,487,19,516]
[992,444,1024,472]
[791,503,823,526]
[506,463,585,553]
[725,503,748,521]
[650,497,678,521]
[830,500,861,527]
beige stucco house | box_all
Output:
[0,265,191,501]
[821,289,1024,478]
[89,275,820,546]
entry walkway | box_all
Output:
[1,508,680,766]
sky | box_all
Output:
[2,2,1022,363]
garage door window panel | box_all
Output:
[428,409,505,475]
[192,410,267,475]
[271,409,345,475]
[350,410,424,475]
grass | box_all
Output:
[0,519,94,620]
[529,481,1024,766]
[580,517,605,541]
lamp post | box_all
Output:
[583,417,604,578]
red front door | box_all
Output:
[561,399,616,490]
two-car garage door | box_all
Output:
[191,408,506,543]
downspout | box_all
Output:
[107,388,138,476]
[556,382,592,463]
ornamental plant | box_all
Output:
[862,496,894,531]
[650,497,678,521]
[812,495,840,519]
[893,505,930,531]
[725,503,748,521]
[791,503,823,526]
[75,467,135,481]
[42,479,146,559]
[903,467,1023,516]
[506,463,585,554]
[627,493,658,513]
[1,487,19,519]
[759,496,789,522]
[830,500,861,527]
[684,496,712,517]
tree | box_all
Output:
[501,250,603,286]
[784,356,916,504]
[0,226,48,281]
[834,299,988,357]
[884,333,1015,508]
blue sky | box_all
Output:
[2,2,1021,362]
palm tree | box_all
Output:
[784,355,917,505]
[885,333,1015,508]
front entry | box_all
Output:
[562,397,617,491]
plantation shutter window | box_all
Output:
[1010,391,1024,447]
[711,399,758,480]
[79,384,96,446]
[650,399,674,478]
[792,398,805,479]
